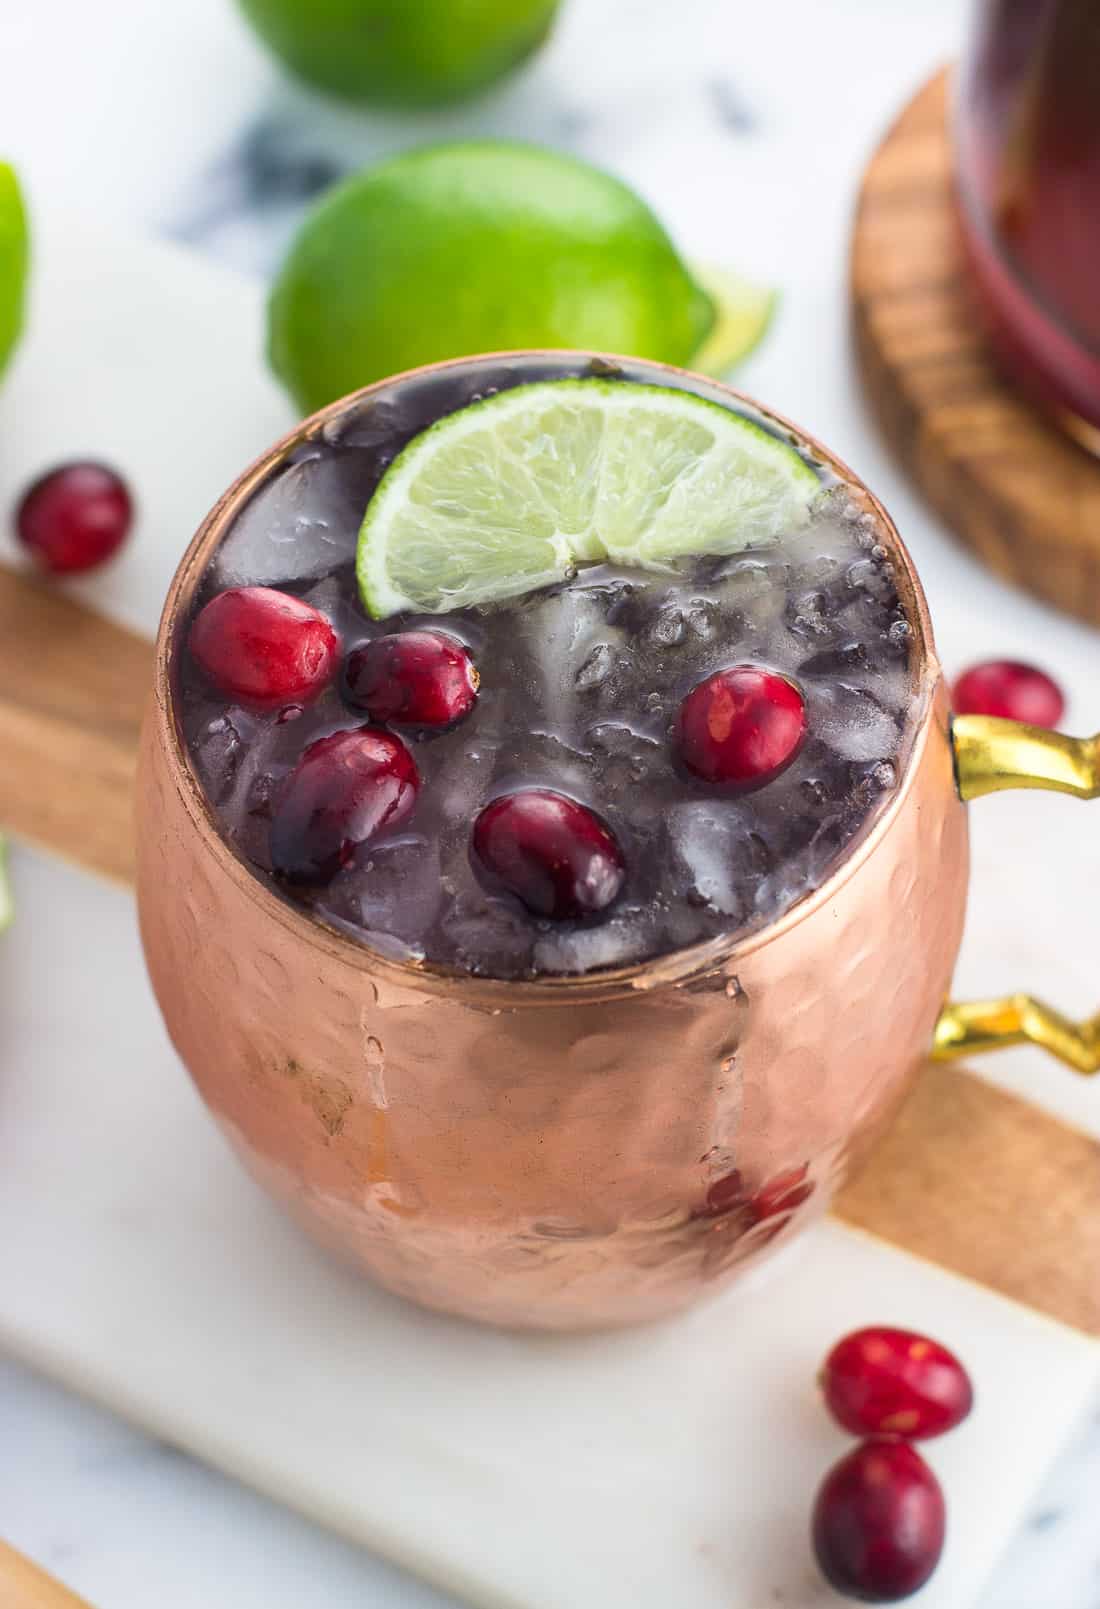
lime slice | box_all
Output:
[0,834,13,934]
[357,379,818,618]
[691,265,778,378]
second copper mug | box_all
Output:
[136,351,1098,1331]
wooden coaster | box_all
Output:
[851,68,1100,626]
[2,560,1099,1335]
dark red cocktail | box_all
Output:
[956,0,1100,444]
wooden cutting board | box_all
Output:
[852,67,1100,626]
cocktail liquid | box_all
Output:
[178,361,917,978]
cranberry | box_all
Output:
[699,1168,746,1219]
[189,587,339,710]
[345,630,478,727]
[270,726,419,884]
[953,660,1064,728]
[698,1163,814,1224]
[812,1440,945,1603]
[822,1327,973,1441]
[750,1164,814,1222]
[472,789,625,920]
[15,461,133,574]
[677,665,806,789]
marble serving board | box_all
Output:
[2,210,1100,1609]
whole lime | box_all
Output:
[0,163,28,379]
[268,142,715,414]
[236,0,561,107]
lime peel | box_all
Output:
[0,161,28,381]
[357,379,819,619]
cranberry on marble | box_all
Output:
[812,1440,945,1602]
[16,461,133,574]
[822,1327,973,1442]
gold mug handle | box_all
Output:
[933,715,1100,1074]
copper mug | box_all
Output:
[136,352,1098,1332]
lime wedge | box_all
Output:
[0,834,13,934]
[357,379,818,617]
[691,265,777,377]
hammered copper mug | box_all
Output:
[136,351,1099,1332]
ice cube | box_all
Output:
[320,396,414,452]
[647,604,687,647]
[533,911,656,975]
[853,760,898,807]
[299,572,365,640]
[191,714,243,804]
[518,584,618,735]
[325,835,442,946]
[666,802,751,918]
[574,641,616,690]
[684,600,718,641]
[809,684,899,763]
[439,892,536,977]
[433,744,497,845]
[587,722,663,792]
[212,453,365,589]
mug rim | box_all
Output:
[151,349,943,1005]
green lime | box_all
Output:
[0,834,13,934]
[236,0,560,106]
[356,378,818,617]
[692,265,778,377]
[0,163,28,380]
[268,142,715,415]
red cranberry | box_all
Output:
[813,1440,945,1602]
[677,665,806,789]
[700,1168,746,1219]
[697,1162,815,1225]
[270,726,419,885]
[472,789,625,920]
[750,1164,814,1222]
[345,630,478,727]
[16,461,133,574]
[822,1327,973,1442]
[189,587,339,710]
[953,660,1064,728]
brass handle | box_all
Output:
[0,1541,96,1608]
[932,715,1100,1074]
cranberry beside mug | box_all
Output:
[135,352,1096,1331]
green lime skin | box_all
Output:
[268,142,715,415]
[0,163,28,380]
[235,0,561,107]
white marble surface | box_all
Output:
[2,0,1100,1605]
